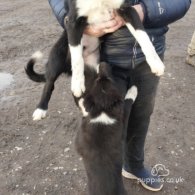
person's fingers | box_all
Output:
[101,11,125,34]
[114,14,125,25]
[103,20,124,33]
[84,11,126,37]
[93,19,118,31]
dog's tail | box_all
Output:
[25,51,46,82]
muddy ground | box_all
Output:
[0,1,195,195]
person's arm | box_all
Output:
[48,0,68,28]
[48,0,191,35]
[140,0,191,28]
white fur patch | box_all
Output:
[76,0,124,24]
[33,108,47,121]
[90,112,116,125]
[125,24,165,76]
[31,51,43,61]
[125,85,138,102]
[69,44,85,97]
[78,98,89,117]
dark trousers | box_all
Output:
[111,58,162,170]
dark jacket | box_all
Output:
[48,0,191,68]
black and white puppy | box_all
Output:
[25,31,71,120]
[25,31,101,120]
[75,62,138,195]
[66,0,165,98]
[25,1,164,120]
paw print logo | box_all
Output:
[151,164,170,177]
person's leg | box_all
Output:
[111,66,129,96]
[186,31,195,66]
[122,59,163,191]
[124,62,159,168]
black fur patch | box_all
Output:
[75,62,127,195]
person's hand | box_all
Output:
[84,4,144,37]
[84,11,125,37]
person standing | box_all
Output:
[48,0,191,191]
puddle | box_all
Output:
[0,72,14,91]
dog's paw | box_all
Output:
[32,108,47,121]
[151,61,165,76]
[125,85,138,102]
[71,75,85,97]
[147,55,165,76]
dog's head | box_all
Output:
[84,62,122,114]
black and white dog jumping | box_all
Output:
[75,62,137,195]
[25,0,164,120]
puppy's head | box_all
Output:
[84,62,122,113]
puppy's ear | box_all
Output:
[84,94,95,113]
[98,62,112,79]
[84,66,98,92]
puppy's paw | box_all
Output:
[151,61,165,76]
[71,74,85,97]
[125,85,138,102]
[33,108,47,121]
[147,55,165,76]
